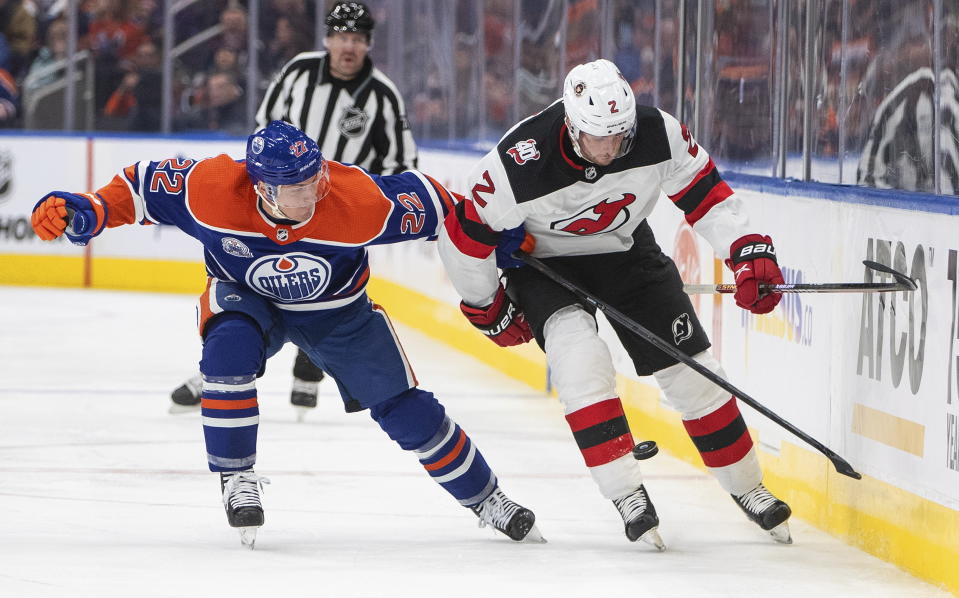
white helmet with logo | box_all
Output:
[563,59,636,161]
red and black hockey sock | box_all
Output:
[565,398,635,467]
[682,397,753,468]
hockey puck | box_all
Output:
[632,441,659,460]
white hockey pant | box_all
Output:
[653,351,761,496]
[544,306,643,500]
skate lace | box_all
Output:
[473,489,521,531]
[613,487,648,523]
[736,484,777,515]
[222,471,271,510]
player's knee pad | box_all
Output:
[543,306,616,412]
[369,387,446,451]
[200,313,265,378]
[292,348,324,381]
[653,350,729,419]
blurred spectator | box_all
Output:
[212,46,240,77]
[103,39,161,131]
[262,15,310,76]
[176,71,246,136]
[0,0,38,78]
[25,15,65,88]
[85,0,145,60]
[0,66,19,126]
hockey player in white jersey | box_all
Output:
[438,59,792,548]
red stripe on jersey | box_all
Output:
[565,398,627,432]
[423,429,467,471]
[444,205,496,259]
[201,397,259,410]
[579,433,634,467]
[684,180,733,227]
[698,430,754,468]
[682,397,740,436]
[668,158,717,202]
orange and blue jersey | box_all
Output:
[93,153,456,310]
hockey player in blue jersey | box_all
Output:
[31,120,542,548]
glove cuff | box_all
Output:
[729,234,777,265]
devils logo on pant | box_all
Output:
[550,193,636,235]
[672,312,693,345]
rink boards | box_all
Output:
[0,134,956,595]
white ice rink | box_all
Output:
[0,286,951,598]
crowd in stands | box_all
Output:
[7,0,317,133]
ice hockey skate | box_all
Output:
[613,485,666,550]
[290,377,319,421]
[220,470,270,548]
[732,483,792,544]
[471,487,545,543]
[169,374,201,413]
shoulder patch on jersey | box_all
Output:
[222,237,254,258]
[506,139,541,165]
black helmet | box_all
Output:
[326,2,374,40]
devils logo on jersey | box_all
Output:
[246,253,332,302]
[506,139,541,165]
[550,193,636,235]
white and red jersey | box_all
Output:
[438,99,751,306]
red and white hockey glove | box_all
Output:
[460,285,533,347]
[725,234,784,314]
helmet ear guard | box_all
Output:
[563,59,637,161]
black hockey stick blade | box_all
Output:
[863,260,918,291]
[513,250,863,480]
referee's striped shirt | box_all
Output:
[256,51,417,175]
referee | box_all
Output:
[170,2,418,416]
[255,1,417,174]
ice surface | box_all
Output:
[0,287,950,598]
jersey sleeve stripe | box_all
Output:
[408,170,445,237]
[446,200,499,259]
[668,158,718,203]
[423,174,456,215]
[684,181,733,226]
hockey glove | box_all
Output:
[495,226,537,269]
[31,192,107,246]
[460,285,533,347]
[725,234,784,314]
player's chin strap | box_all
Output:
[511,249,863,481]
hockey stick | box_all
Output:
[513,250,863,480]
[683,260,918,295]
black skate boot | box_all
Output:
[290,377,319,409]
[471,487,545,542]
[169,374,201,413]
[732,483,792,544]
[613,485,665,550]
[220,469,270,548]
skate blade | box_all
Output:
[521,523,547,544]
[238,526,259,549]
[168,402,200,414]
[769,521,792,544]
[639,527,667,551]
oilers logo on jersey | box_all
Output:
[550,193,636,235]
[245,253,333,302]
